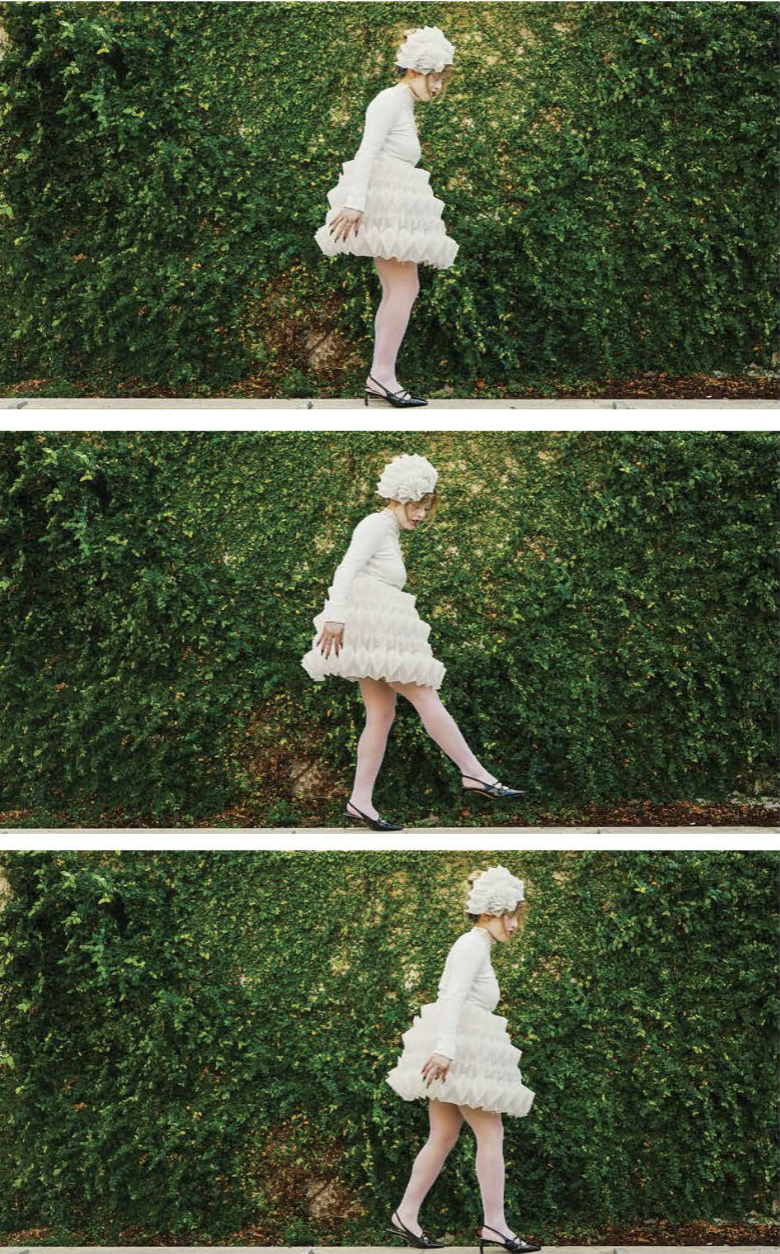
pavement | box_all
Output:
[2,827,776,850]
[3,397,778,409]
[0,827,773,834]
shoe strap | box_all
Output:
[346,801,370,820]
[392,1212,422,1241]
[369,374,411,400]
[480,1230,527,1252]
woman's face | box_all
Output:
[486,910,520,943]
[404,500,428,529]
[391,499,429,530]
[408,69,447,101]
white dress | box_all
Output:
[313,82,459,270]
[386,927,535,1117]
[300,510,445,689]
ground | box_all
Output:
[2,370,778,401]
[2,1219,778,1245]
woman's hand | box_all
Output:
[421,1053,452,1086]
[316,621,345,658]
[329,208,363,243]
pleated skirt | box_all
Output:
[313,153,459,270]
[386,1001,535,1118]
[300,574,445,690]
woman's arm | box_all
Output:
[432,931,488,1061]
[321,512,390,623]
[343,89,404,213]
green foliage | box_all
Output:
[0,432,269,821]
[0,851,264,1237]
[0,431,777,824]
[0,851,777,1240]
[0,2,777,394]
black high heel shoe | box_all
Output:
[476,1223,542,1254]
[462,775,526,801]
[387,1211,444,1249]
[344,801,403,832]
[364,374,428,408]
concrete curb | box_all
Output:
[3,398,779,409]
[1,826,777,837]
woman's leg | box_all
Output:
[369,263,390,359]
[367,255,420,399]
[348,676,397,820]
[458,1105,515,1238]
[390,681,499,787]
[393,1099,463,1236]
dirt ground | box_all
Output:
[4,370,779,401]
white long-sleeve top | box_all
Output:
[344,82,422,213]
[434,927,500,1060]
[322,510,406,624]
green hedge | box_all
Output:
[1,431,777,825]
[1,1,777,395]
[0,850,777,1242]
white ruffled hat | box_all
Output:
[376,454,438,503]
[395,26,456,75]
[466,866,525,917]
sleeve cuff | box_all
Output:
[322,599,347,623]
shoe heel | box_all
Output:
[386,1228,409,1247]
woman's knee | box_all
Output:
[401,269,420,302]
[461,1107,504,1146]
[367,703,396,733]
[396,682,439,715]
[482,1119,504,1147]
[427,1111,462,1155]
[365,692,397,730]
[383,259,419,300]
[360,680,397,728]
[428,1125,461,1155]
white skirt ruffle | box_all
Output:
[314,154,459,270]
[386,1001,535,1118]
[300,574,445,690]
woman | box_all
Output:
[300,454,525,831]
[386,866,540,1253]
[313,27,459,408]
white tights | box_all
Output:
[367,256,420,397]
[394,1100,515,1238]
[349,678,497,819]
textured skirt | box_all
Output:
[313,153,459,270]
[386,1001,535,1118]
[300,574,446,690]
